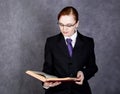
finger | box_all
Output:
[75,79,83,84]
[49,82,61,87]
[53,82,61,86]
[75,79,84,85]
[77,71,82,78]
[75,81,82,85]
[77,73,81,77]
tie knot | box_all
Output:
[66,38,72,44]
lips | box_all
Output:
[63,32,68,34]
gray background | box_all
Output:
[0,0,120,94]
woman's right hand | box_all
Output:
[43,81,61,88]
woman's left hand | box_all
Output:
[75,71,84,85]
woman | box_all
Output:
[42,6,98,94]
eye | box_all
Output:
[57,22,76,27]
[66,24,73,27]
[59,23,64,26]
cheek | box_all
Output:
[70,28,75,33]
[59,26,62,30]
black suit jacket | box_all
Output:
[42,31,98,94]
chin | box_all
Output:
[63,34,69,37]
[62,32,71,37]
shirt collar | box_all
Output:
[64,31,77,41]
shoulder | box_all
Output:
[45,33,62,43]
[47,33,60,40]
[77,31,94,43]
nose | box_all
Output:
[62,26,68,31]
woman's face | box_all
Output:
[58,15,79,37]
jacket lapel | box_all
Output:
[57,33,70,57]
[73,32,84,54]
[56,32,84,57]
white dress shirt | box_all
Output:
[64,31,77,48]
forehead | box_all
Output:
[59,15,75,24]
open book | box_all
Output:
[26,70,77,82]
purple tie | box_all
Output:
[66,38,73,57]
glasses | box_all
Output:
[57,22,76,28]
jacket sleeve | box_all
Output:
[82,38,98,80]
[42,38,54,74]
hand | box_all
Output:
[43,81,61,88]
[75,71,84,85]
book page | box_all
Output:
[32,71,58,79]
[26,70,77,82]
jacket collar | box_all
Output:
[57,31,84,57]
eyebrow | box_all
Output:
[58,22,75,25]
